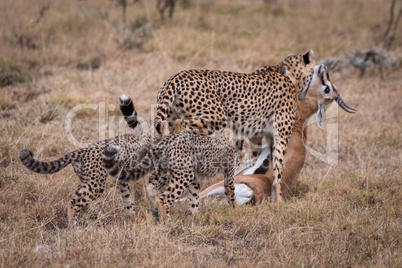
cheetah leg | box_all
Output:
[147,172,163,221]
[166,110,180,134]
[223,171,236,208]
[68,182,100,226]
[68,165,107,226]
[271,134,289,203]
[187,180,200,215]
[67,197,80,226]
[157,173,170,194]
[119,181,135,217]
[155,96,184,136]
[90,172,108,226]
[160,120,171,137]
[157,169,193,221]
[155,198,167,221]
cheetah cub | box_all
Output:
[19,95,155,225]
[103,130,241,221]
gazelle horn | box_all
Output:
[335,95,356,113]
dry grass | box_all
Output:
[1,0,401,267]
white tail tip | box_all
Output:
[120,94,128,101]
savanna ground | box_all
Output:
[1,0,401,267]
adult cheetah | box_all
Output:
[153,51,316,201]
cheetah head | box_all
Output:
[280,50,316,100]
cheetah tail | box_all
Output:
[19,148,79,174]
[119,94,138,129]
[103,145,152,183]
[154,77,176,136]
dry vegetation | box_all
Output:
[0,0,401,267]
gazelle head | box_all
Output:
[306,64,356,128]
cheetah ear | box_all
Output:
[303,49,315,65]
[316,99,325,129]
